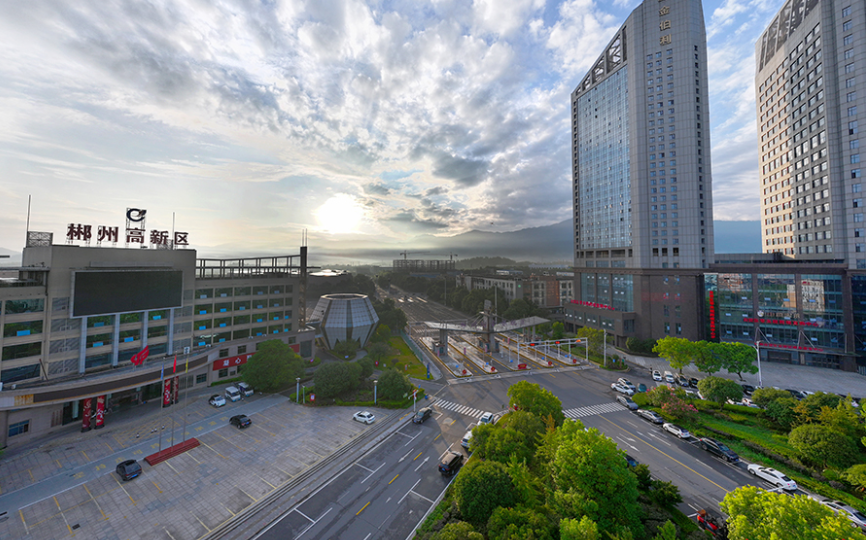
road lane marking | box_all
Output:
[83,484,108,520]
[53,496,74,535]
[433,434,441,442]
[355,463,375,473]
[389,474,399,485]
[399,479,422,504]
[19,509,28,534]
[112,475,137,505]
[356,501,370,515]
[361,463,384,483]
[191,510,210,532]
[399,449,414,462]
[295,509,314,522]
[413,452,423,461]
[414,457,429,472]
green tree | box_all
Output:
[719,342,759,380]
[792,392,844,425]
[506,455,539,508]
[377,369,412,400]
[815,398,861,441]
[314,361,362,398]
[365,342,393,367]
[432,521,484,540]
[652,336,695,373]
[576,327,605,356]
[693,341,723,374]
[370,324,392,342]
[720,486,855,540]
[498,410,545,450]
[357,357,374,378]
[788,424,860,468]
[843,463,866,493]
[648,480,682,509]
[507,381,565,427]
[751,387,792,408]
[487,506,556,540]
[242,339,305,392]
[551,322,565,339]
[651,521,677,540]
[453,460,517,528]
[697,376,743,408]
[559,516,599,540]
[332,339,359,359]
[763,396,798,430]
[473,427,534,464]
[503,298,537,321]
[551,420,642,537]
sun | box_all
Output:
[315,194,364,234]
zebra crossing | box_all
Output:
[431,398,487,419]
[563,402,625,419]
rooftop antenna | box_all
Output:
[25,194,31,243]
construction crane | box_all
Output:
[399,250,430,259]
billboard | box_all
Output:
[72,270,183,317]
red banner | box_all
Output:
[95,395,105,429]
[81,398,92,431]
[172,376,179,404]
[130,345,150,366]
[163,379,172,406]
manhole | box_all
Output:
[72,524,80,530]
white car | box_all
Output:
[479,412,497,425]
[353,411,376,424]
[664,371,675,384]
[747,465,797,491]
[652,370,663,381]
[611,383,634,396]
[662,423,690,439]
[208,394,226,407]
[617,378,636,391]
[820,499,866,533]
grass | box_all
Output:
[384,336,429,379]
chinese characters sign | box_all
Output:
[66,208,189,248]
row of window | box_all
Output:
[194,299,292,314]
[195,285,293,299]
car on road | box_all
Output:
[786,388,806,400]
[741,384,756,395]
[237,381,254,397]
[353,411,376,424]
[635,409,664,424]
[662,423,690,439]
[837,394,861,408]
[413,407,433,424]
[747,464,797,491]
[688,377,700,388]
[438,450,464,476]
[616,395,639,410]
[676,375,690,387]
[229,414,252,429]
[617,378,636,391]
[664,371,675,384]
[116,459,142,481]
[652,370,663,381]
[611,383,634,396]
[479,412,497,425]
[819,499,866,532]
[636,383,648,393]
[208,394,226,407]
[461,427,474,450]
[698,437,740,462]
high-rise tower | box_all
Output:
[757,0,865,268]
[566,0,714,343]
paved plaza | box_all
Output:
[0,388,396,540]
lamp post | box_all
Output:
[755,340,764,388]
[296,377,300,403]
[374,380,378,405]
[302,385,306,404]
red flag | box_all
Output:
[172,354,177,373]
[141,346,150,363]
[130,350,140,366]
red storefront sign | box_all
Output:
[709,291,716,339]
[95,395,105,429]
[570,300,615,311]
[743,317,820,327]
[81,398,92,432]
[163,379,172,406]
[172,376,179,404]
[212,353,253,371]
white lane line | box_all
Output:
[296,507,333,539]
[295,509,315,523]
[355,463,374,473]
[398,479,422,505]
[414,457,430,472]
[361,463,385,484]
[399,449,414,463]
[394,431,414,439]
[403,433,419,446]
[410,490,434,504]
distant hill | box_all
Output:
[0,247,21,266]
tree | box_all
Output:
[651,521,677,540]
[365,342,393,366]
[377,369,412,400]
[793,392,844,425]
[507,381,565,427]
[652,336,694,373]
[370,324,392,343]
[453,460,517,528]
[332,339,359,359]
[357,357,374,378]
[242,339,305,392]
[788,424,860,468]
[551,322,565,339]
[697,376,743,408]
[751,387,792,408]
[487,506,557,540]
[506,455,539,508]
[720,486,855,540]
[503,298,537,321]
[314,361,362,398]
[432,521,484,540]
[498,410,546,450]
[551,421,642,537]
[576,327,605,356]
[693,341,723,374]
[560,516,599,540]
[763,397,798,430]
[648,480,682,508]
[719,342,759,380]
[843,463,866,493]
[472,427,534,464]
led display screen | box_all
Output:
[72,270,183,317]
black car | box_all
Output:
[625,454,638,468]
[698,437,740,462]
[438,451,464,476]
[786,389,806,400]
[413,407,433,424]
[116,459,142,481]
[230,414,252,429]
[689,378,700,388]
[741,384,755,395]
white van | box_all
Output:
[225,386,241,402]
[237,382,254,397]
[461,429,473,449]
[664,371,675,384]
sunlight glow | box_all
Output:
[316,194,365,234]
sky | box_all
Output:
[0,0,778,258]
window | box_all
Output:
[845,49,855,60]
[842,6,851,17]
[848,92,857,102]
[218,368,229,379]
[843,20,852,32]
[196,373,207,384]
[849,106,858,117]
[846,63,855,74]
[8,420,29,437]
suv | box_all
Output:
[208,394,226,407]
[116,459,142,481]
[413,407,433,424]
[616,395,639,410]
[611,383,634,396]
[225,386,241,402]
[479,412,497,425]
[461,428,474,449]
[699,437,739,462]
[230,414,252,429]
[617,378,636,391]
[438,451,464,476]
[237,382,254,397]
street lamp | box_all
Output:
[755,341,764,388]
[374,379,378,405]
[296,377,300,404]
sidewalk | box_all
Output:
[616,348,866,397]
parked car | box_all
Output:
[625,455,638,468]
[461,428,474,449]
[635,409,664,424]
[820,499,866,532]
[786,389,806,400]
[479,412,497,425]
[652,370,663,381]
[438,450,464,476]
[208,394,226,407]
[662,423,690,439]
[747,464,797,491]
[616,395,639,410]
[224,386,242,402]
[689,377,700,388]
[637,383,648,393]
[741,384,756,395]
[237,381,254,397]
[353,411,376,424]
[617,378,636,391]
[664,371,675,384]
[413,407,433,424]
[698,437,740,462]
[611,383,634,396]
[116,459,142,481]
[676,375,690,387]
[229,414,252,429]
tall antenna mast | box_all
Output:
[25,194,32,244]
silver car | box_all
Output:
[662,422,690,439]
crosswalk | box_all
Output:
[563,402,625,419]
[431,398,487,419]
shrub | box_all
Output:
[378,369,412,400]
[789,424,861,469]
[453,461,516,528]
[313,361,362,398]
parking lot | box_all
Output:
[0,393,395,540]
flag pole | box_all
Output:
[158,356,165,451]
[182,353,190,443]
[170,354,177,449]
